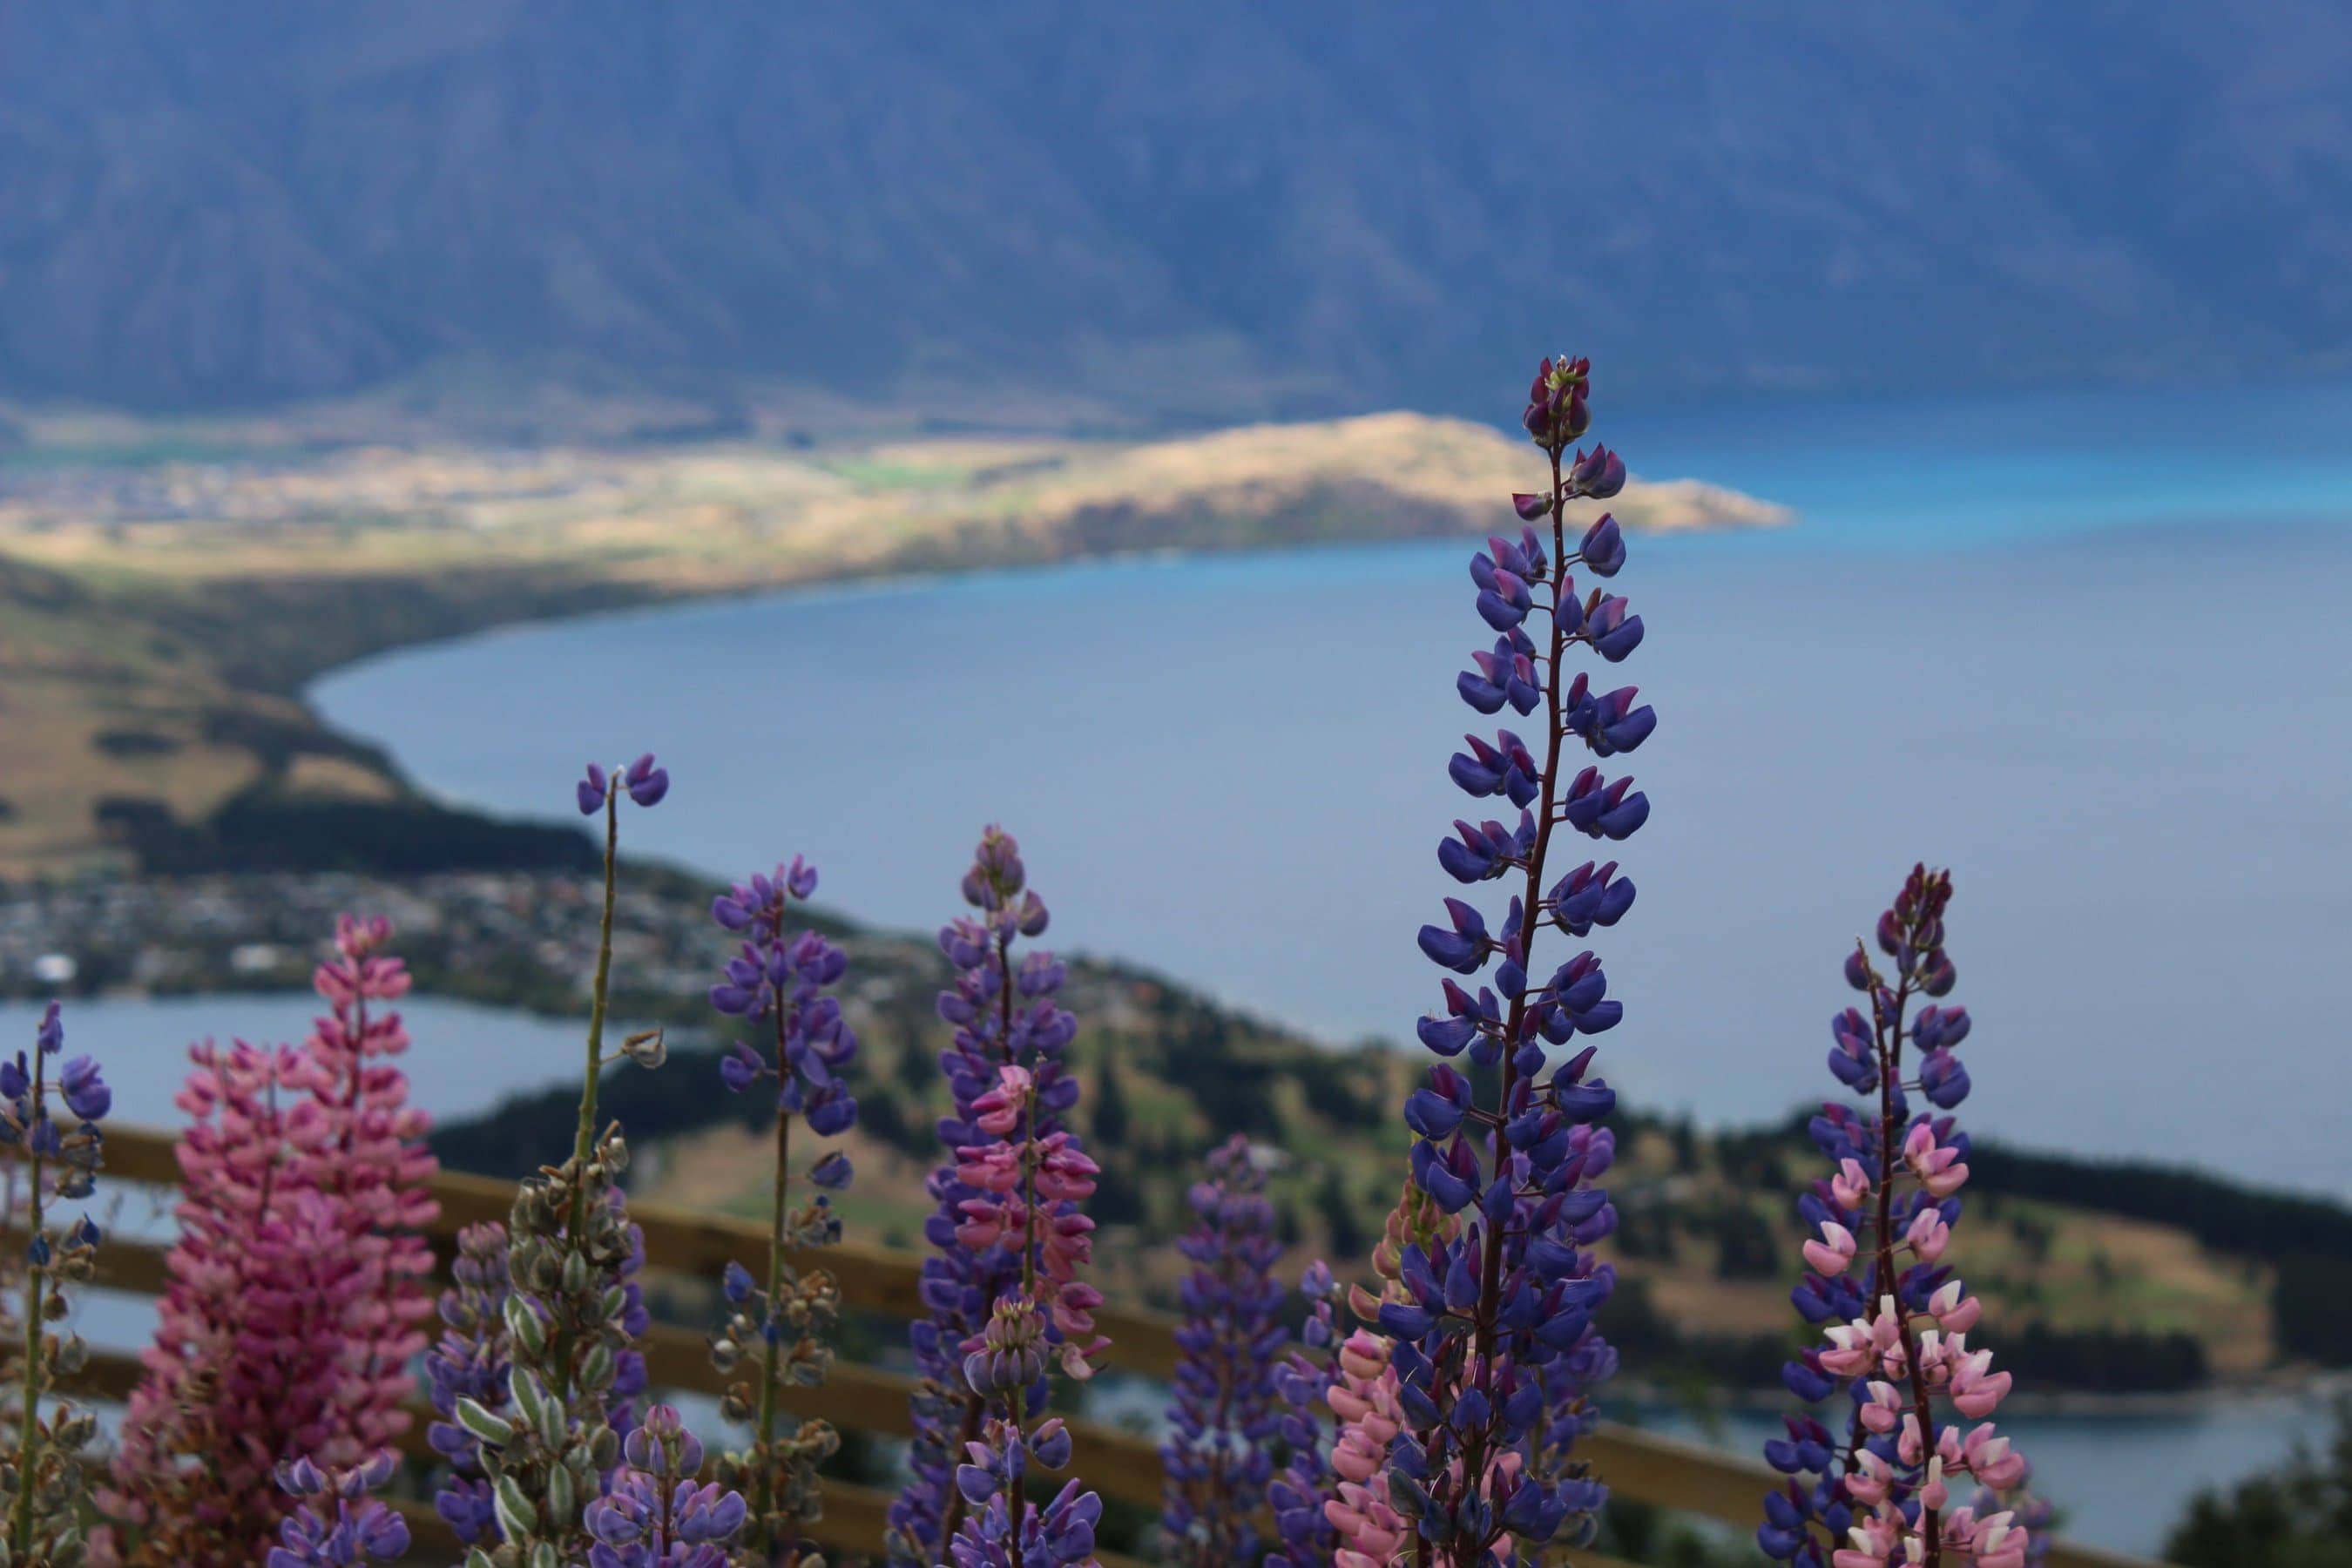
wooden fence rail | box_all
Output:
[63,1125,2159,1568]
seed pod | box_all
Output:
[544,1460,575,1534]
[504,1293,549,1358]
[493,1473,538,1538]
[456,1396,517,1448]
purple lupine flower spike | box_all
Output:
[437,750,663,1563]
[889,828,1102,1567]
[422,1222,513,1545]
[1382,355,1652,1567]
[1160,1135,1286,1567]
[1265,1260,1343,1568]
[1757,868,2043,1568]
[706,855,858,1558]
[0,1001,108,1564]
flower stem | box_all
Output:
[938,927,1022,1552]
[754,1067,793,1544]
[1453,444,1571,1567]
[576,781,620,1165]
[551,780,622,1409]
[9,1049,46,1558]
[1863,953,1940,1568]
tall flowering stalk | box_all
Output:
[1159,1135,1285,1567]
[444,754,676,1568]
[1384,355,1649,1567]
[102,919,435,1565]
[0,1002,108,1567]
[887,828,1105,1568]
[1757,868,2037,1568]
[102,1038,347,1560]
[708,856,860,1565]
[1264,1260,1342,1568]
[300,916,441,1458]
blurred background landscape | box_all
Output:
[3,3,2349,1552]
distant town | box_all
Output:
[0,868,763,1010]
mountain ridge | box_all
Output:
[3,3,2347,420]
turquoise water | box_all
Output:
[316,382,2352,1199]
[1611,375,2352,547]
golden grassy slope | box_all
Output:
[0,413,1786,870]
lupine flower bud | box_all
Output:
[1569,443,1627,498]
[1578,514,1625,577]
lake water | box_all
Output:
[1633,1394,2340,1555]
[316,379,2352,1200]
[305,379,2352,1547]
[0,991,592,1134]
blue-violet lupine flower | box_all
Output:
[580,752,672,814]
[1160,1135,1287,1568]
[711,855,859,1142]
[583,1404,749,1568]
[447,755,666,1566]
[1758,868,2042,1568]
[1,1001,107,1565]
[942,1300,1100,1568]
[1387,355,1652,1567]
[942,1408,1101,1568]
[423,1222,515,1545]
[1265,1260,1343,1568]
[268,1453,410,1567]
[707,855,859,1560]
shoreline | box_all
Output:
[0,409,1787,875]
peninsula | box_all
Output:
[0,412,1785,872]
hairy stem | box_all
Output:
[753,1021,793,1544]
[552,780,621,1409]
[576,781,620,1166]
